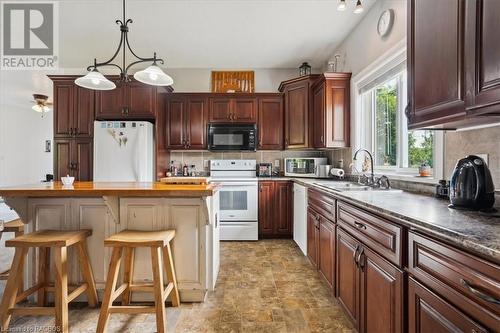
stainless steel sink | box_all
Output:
[313,182,402,193]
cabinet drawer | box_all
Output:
[408,232,500,331]
[408,277,488,333]
[337,202,403,267]
[308,188,335,222]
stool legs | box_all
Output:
[96,247,123,333]
[163,243,180,307]
[0,248,27,331]
[76,242,98,307]
[122,247,135,306]
[37,247,50,306]
[54,247,69,333]
[152,246,167,333]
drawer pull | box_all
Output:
[460,279,500,305]
[354,221,366,229]
[353,245,360,265]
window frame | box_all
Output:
[352,40,444,181]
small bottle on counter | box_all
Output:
[183,164,189,177]
[190,164,196,177]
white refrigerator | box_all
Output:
[93,121,155,182]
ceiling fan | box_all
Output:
[31,94,52,117]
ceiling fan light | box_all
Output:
[337,0,347,11]
[133,65,174,86]
[75,70,116,91]
[32,104,51,113]
[354,0,364,14]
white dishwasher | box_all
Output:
[293,183,307,255]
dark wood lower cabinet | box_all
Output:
[408,277,488,333]
[307,208,320,267]
[319,217,335,289]
[360,246,404,333]
[54,138,93,181]
[258,181,292,238]
[336,228,361,327]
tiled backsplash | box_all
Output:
[168,150,326,173]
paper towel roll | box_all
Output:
[330,168,345,178]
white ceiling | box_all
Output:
[57,0,375,69]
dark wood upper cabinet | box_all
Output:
[258,180,293,238]
[208,96,257,123]
[51,77,95,138]
[408,0,500,129]
[258,181,275,236]
[96,79,157,119]
[465,0,500,116]
[336,228,360,329]
[164,94,207,150]
[312,73,351,148]
[359,246,403,333]
[279,75,319,149]
[408,277,488,333]
[258,96,283,150]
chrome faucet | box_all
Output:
[353,148,375,185]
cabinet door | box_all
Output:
[465,0,500,116]
[274,181,292,237]
[72,139,93,181]
[313,84,325,148]
[53,83,74,137]
[319,218,335,290]
[336,228,360,328]
[258,97,283,150]
[126,82,156,118]
[408,277,487,333]
[307,208,319,267]
[209,98,232,122]
[408,0,467,128]
[185,97,207,149]
[359,246,403,333]
[258,181,275,236]
[73,86,95,137]
[95,82,126,119]
[285,84,309,148]
[54,139,72,180]
[326,78,350,147]
[233,98,257,123]
[166,97,186,149]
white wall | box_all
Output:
[0,67,298,186]
[330,0,407,76]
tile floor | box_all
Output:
[0,238,354,332]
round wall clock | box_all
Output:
[377,9,394,37]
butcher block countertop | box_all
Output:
[0,181,218,197]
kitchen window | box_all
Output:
[354,45,443,179]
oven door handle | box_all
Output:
[216,182,258,186]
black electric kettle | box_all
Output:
[449,155,495,211]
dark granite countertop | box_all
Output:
[288,178,500,263]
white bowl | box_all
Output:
[61,176,75,186]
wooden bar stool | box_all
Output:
[97,230,180,333]
[0,230,98,333]
[0,219,25,289]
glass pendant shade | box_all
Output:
[32,104,51,113]
[354,0,364,13]
[133,65,174,86]
[75,70,116,90]
[337,0,347,11]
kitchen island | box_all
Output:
[0,181,220,302]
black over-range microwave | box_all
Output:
[207,124,257,151]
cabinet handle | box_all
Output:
[353,244,360,265]
[404,103,411,120]
[357,248,365,271]
[320,135,323,143]
[460,279,500,305]
[354,221,366,230]
[69,128,73,136]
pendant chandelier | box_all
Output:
[75,0,173,90]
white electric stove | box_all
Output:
[210,160,258,241]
